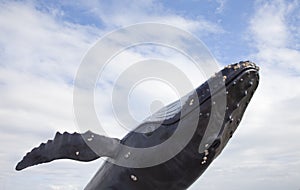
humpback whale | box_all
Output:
[16,61,259,190]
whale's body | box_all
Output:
[16,61,260,190]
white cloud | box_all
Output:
[0,1,99,134]
[250,0,289,48]
[249,0,300,71]
[0,1,102,189]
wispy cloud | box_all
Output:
[54,0,224,34]
[0,1,98,134]
[249,0,300,71]
[0,1,102,189]
[215,0,227,14]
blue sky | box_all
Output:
[1,0,300,190]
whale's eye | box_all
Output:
[211,139,221,149]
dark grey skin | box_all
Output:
[16,61,260,190]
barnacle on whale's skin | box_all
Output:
[16,61,260,190]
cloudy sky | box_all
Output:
[1,0,300,189]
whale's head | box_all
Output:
[202,61,260,159]
[117,61,260,169]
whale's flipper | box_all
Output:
[16,131,120,171]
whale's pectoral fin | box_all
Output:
[15,131,121,171]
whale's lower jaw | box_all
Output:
[213,67,259,159]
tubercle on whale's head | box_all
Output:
[222,61,260,82]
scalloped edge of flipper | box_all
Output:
[16,131,120,171]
